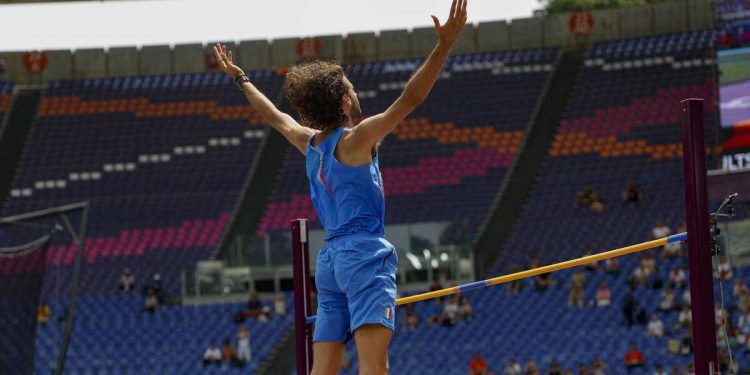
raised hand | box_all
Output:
[431,0,468,48]
[213,43,244,79]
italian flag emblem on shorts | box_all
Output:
[385,307,393,319]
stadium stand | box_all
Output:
[252,48,560,263]
[1,72,279,295]
[716,0,750,49]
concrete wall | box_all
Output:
[107,47,138,77]
[173,43,205,74]
[619,6,654,39]
[510,17,544,49]
[73,49,106,79]
[378,29,411,60]
[476,21,510,52]
[139,45,172,76]
[345,32,377,63]
[0,1,717,83]
[42,50,73,82]
[653,1,688,34]
[270,38,299,67]
[238,39,271,71]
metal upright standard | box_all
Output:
[680,98,718,374]
[291,219,314,375]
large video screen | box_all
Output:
[718,47,750,152]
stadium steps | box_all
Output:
[212,86,295,263]
[473,49,586,278]
[257,325,296,375]
[0,87,43,212]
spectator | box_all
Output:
[583,251,599,272]
[624,344,645,372]
[244,292,263,320]
[274,294,287,317]
[118,268,135,292]
[641,253,656,275]
[468,353,488,375]
[429,279,443,294]
[588,191,605,214]
[143,288,159,313]
[681,329,693,355]
[37,303,51,324]
[733,279,749,299]
[142,273,165,304]
[507,265,523,295]
[578,363,589,375]
[658,287,677,311]
[404,309,419,331]
[576,186,595,207]
[202,342,221,366]
[548,361,564,375]
[524,360,540,375]
[623,181,642,204]
[662,239,683,259]
[715,303,727,326]
[677,306,692,329]
[568,269,585,308]
[647,314,665,337]
[682,289,691,307]
[605,258,620,276]
[630,264,650,288]
[595,282,612,307]
[653,364,667,375]
[669,267,687,289]
[503,359,521,375]
[652,221,671,240]
[623,289,646,326]
[717,256,733,280]
[591,359,607,375]
[535,272,553,292]
[236,326,251,364]
[221,338,239,369]
[440,296,460,326]
[670,364,680,375]
[459,295,473,320]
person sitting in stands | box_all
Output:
[591,358,607,375]
[588,191,605,214]
[641,253,656,275]
[630,263,650,288]
[734,279,749,299]
[623,180,642,204]
[669,267,687,289]
[468,353,488,375]
[576,186,595,207]
[403,306,419,331]
[605,258,620,276]
[677,306,692,329]
[568,269,585,308]
[118,268,135,292]
[503,359,521,375]
[658,287,677,312]
[596,282,612,307]
[426,298,443,326]
[624,344,645,372]
[37,302,51,324]
[243,292,263,320]
[438,295,460,326]
[524,359,540,375]
[143,288,159,313]
[507,265,523,295]
[653,364,667,375]
[273,294,287,317]
[202,341,222,366]
[647,314,665,337]
[583,250,599,272]
[652,220,671,240]
[221,338,240,369]
[717,256,733,280]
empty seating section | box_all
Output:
[255,49,559,262]
[1,72,281,295]
[34,294,293,374]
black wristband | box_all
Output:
[234,74,250,90]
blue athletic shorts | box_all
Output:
[313,233,398,342]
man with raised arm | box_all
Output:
[213,1,467,373]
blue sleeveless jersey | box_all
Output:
[306,126,385,241]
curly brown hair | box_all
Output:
[284,60,350,131]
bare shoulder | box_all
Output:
[336,127,374,166]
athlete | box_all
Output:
[214,1,467,373]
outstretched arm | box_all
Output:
[350,0,467,149]
[213,44,314,155]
